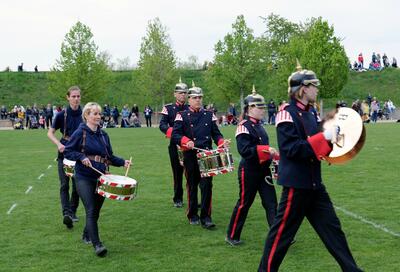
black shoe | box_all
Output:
[94,243,107,257]
[225,236,242,246]
[72,214,79,222]
[173,201,183,208]
[201,218,216,230]
[82,234,92,245]
[189,216,200,225]
[63,214,73,229]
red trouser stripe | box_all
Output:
[230,167,245,238]
[267,188,294,272]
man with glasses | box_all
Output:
[159,78,189,208]
[172,84,229,229]
[47,86,82,229]
[258,65,363,272]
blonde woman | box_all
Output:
[64,102,131,257]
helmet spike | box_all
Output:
[296,58,302,71]
[252,84,256,95]
[192,80,196,87]
[179,76,182,83]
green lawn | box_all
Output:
[0,124,399,271]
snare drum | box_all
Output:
[197,148,234,177]
[63,159,76,178]
[97,174,137,201]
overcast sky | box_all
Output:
[1,0,399,71]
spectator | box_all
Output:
[382,54,389,67]
[143,105,153,127]
[358,53,364,68]
[366,93,372,106]
[370,98,379,123]
[34,65,38,72]
[267,99,277,125]
[121,104,130,128]
[45,104,53,129]
[372,52,377,63]
[0,105,7,119]
[361,100,370,122]
[228,103,237,117]
[25,106,32,128]
[18,63,23,72]
[377,53,381,66]
[392,57,398,68]
[131,104,139,118]
[129,114,141,127]
[111,106,119,126]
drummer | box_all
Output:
[159,78,189,208]
[47,86,82,229]
[258,65,363,271]
[172,84,229,229]
[225,86,278,246]
[64,102,131,257]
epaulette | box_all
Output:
[275,109,293,127]
[174,113,183,121]
[161,106,169,115]
[235,122,250,137]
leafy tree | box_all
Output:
[135,18,177,106]
[206,15,263,108]
[48,21,112,103]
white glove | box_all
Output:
[323,125,339,143]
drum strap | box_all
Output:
[63,110,68,139]
[81,129,86,153]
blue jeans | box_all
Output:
[75,177,105,247]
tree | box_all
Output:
[206,15,263,108]
[177,55,202,70]
[269,18,348,100]
[135,18,177,106]
[48,21,112,103]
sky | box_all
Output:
[1,0,399,71]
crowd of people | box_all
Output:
[339,94,397,123]
[351,52,397,72]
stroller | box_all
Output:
[29,115,40,129]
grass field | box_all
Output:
[0,124,399,272]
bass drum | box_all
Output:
[323,107,366,164]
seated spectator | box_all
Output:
[392,57,398,68]
[0,105,7,119]
[130,114,141,128]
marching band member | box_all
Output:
[226,87,278,246]
[171,85,229,229]
[159,78,189,208]
[47,86,82,229]
[64,102,131,257]
[258,65,363,272]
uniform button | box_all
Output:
[188,113,190,116]
[310,158,314,162]
[206,136,209,139]
[204,113,206,115]
[173,107,175,109]
[191,124,193,127]
[194,138,197,140]
[205,123,208,126]
[313,183,316,186]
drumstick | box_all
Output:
[89,165,105,176]
[125,156,132,177]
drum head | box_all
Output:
[323,107,366,164]
[63,159,76,167]
[100,174,137,187]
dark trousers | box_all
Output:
[45,116,52,128]
[227,165,277,240]
[183,151,213,220]
[258,186,363,272]
[75,177,105,247]
[57,154,79,216]
[145,117,152,127]
[168,144,184,203]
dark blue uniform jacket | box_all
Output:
[159,102,189,139]
[171,108,223,150]
[236,117,272,171]
[64,123,125,180]
[52,106,83,145]
[275,99,331,189]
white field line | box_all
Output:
[7,203,17,215]
[335,205,400,238]
[37,174,44,180]
[25,186,33,194]
[47,165,52,169]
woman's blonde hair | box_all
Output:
[82,102,101,123]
